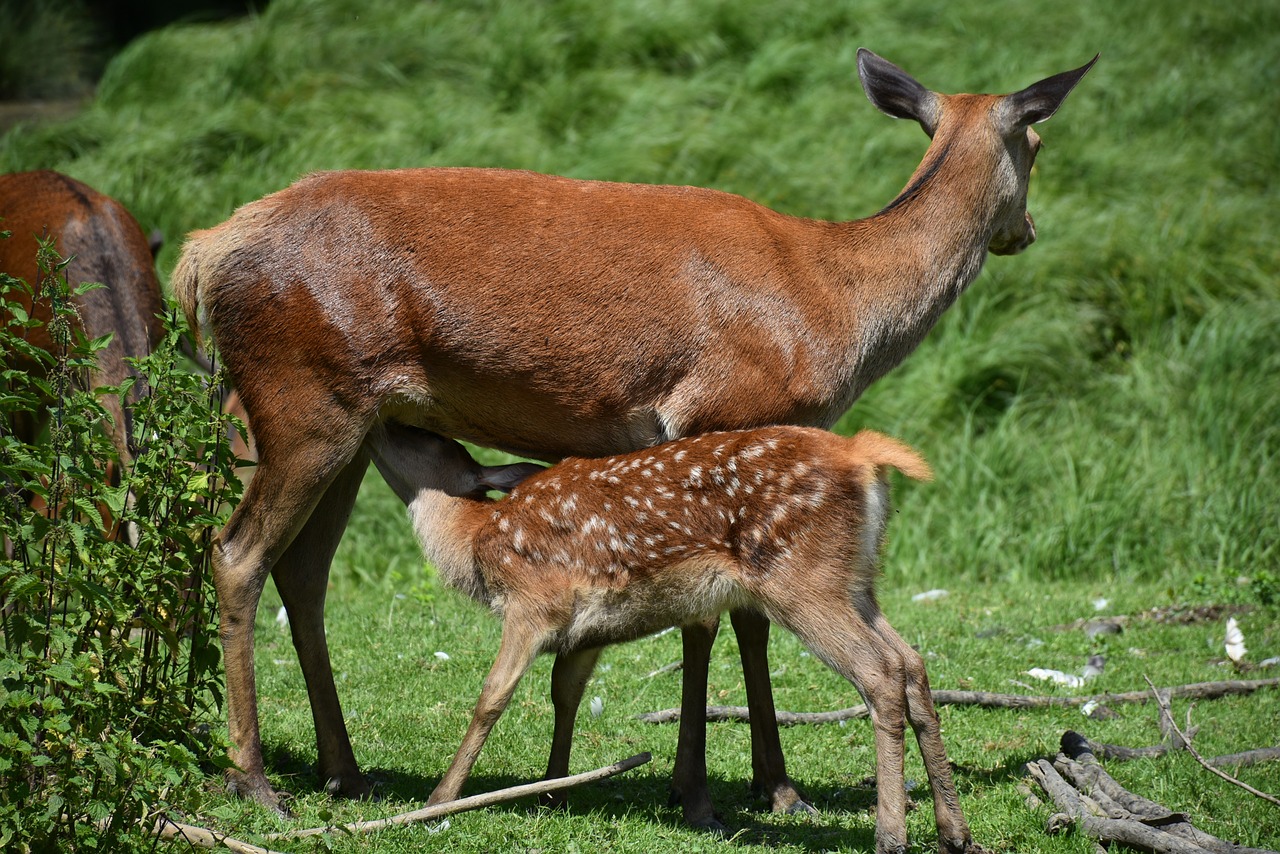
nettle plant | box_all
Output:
[0,235,243,851]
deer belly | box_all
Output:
[553,559,750,652]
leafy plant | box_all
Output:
[0,236,242,851]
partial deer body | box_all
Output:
[172,49,1094,818]
[370,424,965,854]
[0,170,166,471]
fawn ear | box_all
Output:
[478,462,545,493]
[998,54,1098,133]
[857,48,940,136]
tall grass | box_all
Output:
[2,0,1274,587]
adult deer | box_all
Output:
[174,49,1095,823]
[0,170,166,476]
[370,423,957,854]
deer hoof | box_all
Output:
[784,798,819,817]
[227,772,290,817]
[324,772,375,801]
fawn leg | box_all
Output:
[429,612,543,805]
[874,613,974,853]
[772,598,911,854]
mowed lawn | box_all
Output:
[2,0,1277,850]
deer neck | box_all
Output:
[407,492,493,606]
[826,132,1007,393]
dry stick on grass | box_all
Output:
[1025,759,1213,854]
[1071,732,1280,768]
[149,817,287,854]
[1057,732,1279,854]
[636,679,1280,725]
[268,752,652,841]
[1142,675,1280,809]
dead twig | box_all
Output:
[269,752,652,840]
[1143,675,1280,809]
[1057,732,1278,854]
[147,817,287,853]
[636,679,1280,725]
[1026,759,1213,854]
[1068,733,1280,769]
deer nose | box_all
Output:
[990,212,1037,256]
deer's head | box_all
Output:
[857,49,1096,256]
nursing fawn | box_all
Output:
[369,423,972,854]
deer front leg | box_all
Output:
[542,646,603,808]
[730,608,814,816]
[672,618,724,831]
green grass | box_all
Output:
[2,0,1278,849]
[217,562,1280,853]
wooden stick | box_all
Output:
[269,752,652,840]
[150,817,287,854]
[1058,732,1278,854]
[1026,759,1215,854]
[636,679,1280,725]
[1143,676,1280,809]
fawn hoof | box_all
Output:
[941,837,982,854]
[875,832,909,854]
[227,771,290,817]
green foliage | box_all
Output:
[0,240,240,851]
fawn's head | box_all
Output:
[370,423,544,504]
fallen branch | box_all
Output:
[1068,733,1280,768]
[1026,740,1280,854]
[150,818,287,854]
[1057,733,1276,854]
[1026,759,1211,854]
[1144,676,1280,809]
[636,679,1280,725]
[269,752,652,840]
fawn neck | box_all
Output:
[407,491,493,606]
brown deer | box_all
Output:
[0,170,167,475]
[369,423,960,854]
[172,49,1095,821]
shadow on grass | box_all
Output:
[259,743,883,850]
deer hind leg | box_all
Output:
[672,617,725,831]
[769,597,911,854]
[541,645,603,807]
[213,409,371,814]
[271,451,372,800]
[873,613,973,853]
[730,607,815,817]
[429,607,545,805]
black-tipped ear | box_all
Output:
[857,48,939,136]
[478,462,545,494]
[999,54,1098,133]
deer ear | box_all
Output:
[857,48,940,136]
[998,54,1098,133]
[478,462,545,494]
